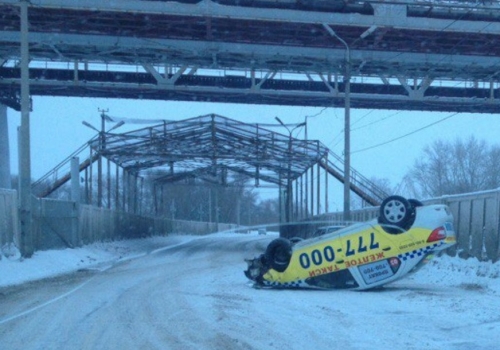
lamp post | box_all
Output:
[275,117,306,223]
[322,24,378,222]
[322,23,351,221]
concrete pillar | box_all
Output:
[19,0,34,258]
[0,104,10,189]
[70,157,80,247]
[71,157,80,203]
[236,196,240,226]
[115,163,119,210]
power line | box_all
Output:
[351,110,403,132]
[305,106,328,120]
[351,109,375,127]
[253,4,493,163]
[328,109,398,150]
[351,112,458,154]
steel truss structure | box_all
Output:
[1,0,500,112]
[94,114,327,188]
[32,114,388,211]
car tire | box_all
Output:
[265,238,292,272]
[378,195,415,232]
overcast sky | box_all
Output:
[6,96,500,205]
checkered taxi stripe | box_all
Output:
[398,242,444,261]
[263,280,305,288]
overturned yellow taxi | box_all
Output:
[244,196,456,290]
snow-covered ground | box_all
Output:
[1,232,500,350]
[0,234,199,288]
[1,232,499,291]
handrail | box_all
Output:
[32,136,98,197]
[320,150,389,206]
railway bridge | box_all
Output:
[1,0,499,256]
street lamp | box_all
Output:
[274,117,306,137]
[274,117,306,224]
[322,23,351,221]
[81,120,99,133]
[107,120,125,132]
[321,24,378,222]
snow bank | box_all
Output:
[407,254,500,293]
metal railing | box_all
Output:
[320,150,389,206]
[31,136,97,197]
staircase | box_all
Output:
[31,138,97,198]
[320,150,389,206]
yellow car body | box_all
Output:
[245,198,456,290]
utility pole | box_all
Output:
[343,52,351,221]
[19,0,33,257]
[322,23,378,222]
[82,109,122,209]
[97,108,108,208]
[323,25,352,222]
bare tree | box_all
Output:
[407,136,498,198]
[450,137,488,193]
[148,171,278,226]
[485,144,500,189]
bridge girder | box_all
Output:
[1,0,500,111]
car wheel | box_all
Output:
[265,238,292,272]
[378,195,414,232]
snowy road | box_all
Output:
[1,234,499,350]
